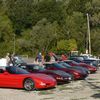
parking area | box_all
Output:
[0,69,100,100]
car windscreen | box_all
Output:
[27,65,45,71]
[6,67,30,74]
[14,56,26,64]
[53,63,66,68]
[59,62,72,68]
[72,61,79,64]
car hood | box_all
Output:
[79,63,96,68]
[72,66,88,74]
[39,70,71,77]
[49,70,72,77]
[27,73,56,82]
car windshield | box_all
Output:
[14,56,26,64]
[53,63,66,68]
[72,61,79,64]
[59,62,72,68]
[6,67,30,74]
[27,65,45,71]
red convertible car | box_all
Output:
[0,67,56,91]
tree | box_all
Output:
[6,0,37,33]
[57,39,77,54]
[0,11,14,56]
[64,12,87,52]
[16,18,60,55]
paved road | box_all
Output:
[0,69,100,100]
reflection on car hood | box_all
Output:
[30,73,56,82]
[73,66,88,73]
[48,70,71,77]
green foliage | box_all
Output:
[19,19,60,55]
[57,39,77,54]
[91,28,100,55]
[37,0,66,24]
[6,0,37,33]
[65,12,87,52]
[0,6,14,56]
[0,0,99,57]
[57,39,68,51]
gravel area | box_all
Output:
[0,69,100,100]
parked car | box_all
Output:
[44,62,86,80]
[0,67,56,91]
[64,60,97,73]
[62,61,89,73]
[19,64,72,83]
[83,60,99,68]
[58,61,89,79]
[69,56,100,67]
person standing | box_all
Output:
[44,53,51,62]
[5,53,11,66]
[36,52,42,66]
[61,53,68,61]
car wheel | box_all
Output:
[24,78,35,91]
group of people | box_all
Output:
[5,52,68,66]
[35,52,56,65]
[35,52,68,65]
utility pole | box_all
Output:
[87,13,91,54]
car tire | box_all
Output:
[23,78,35,91]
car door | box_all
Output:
[0,69,6,87]
[0,71,21,87]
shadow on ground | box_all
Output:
[91,93,100,99]
[85,77,100,99]
[85,79,100,90]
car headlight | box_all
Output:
[88,71,90,74]
[68,77,72,80]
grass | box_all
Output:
[87,78,97,80]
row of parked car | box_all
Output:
[0,55,99,91]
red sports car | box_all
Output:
[0,67,56,91]
[44,62,85,80]
[64,60,97,73]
